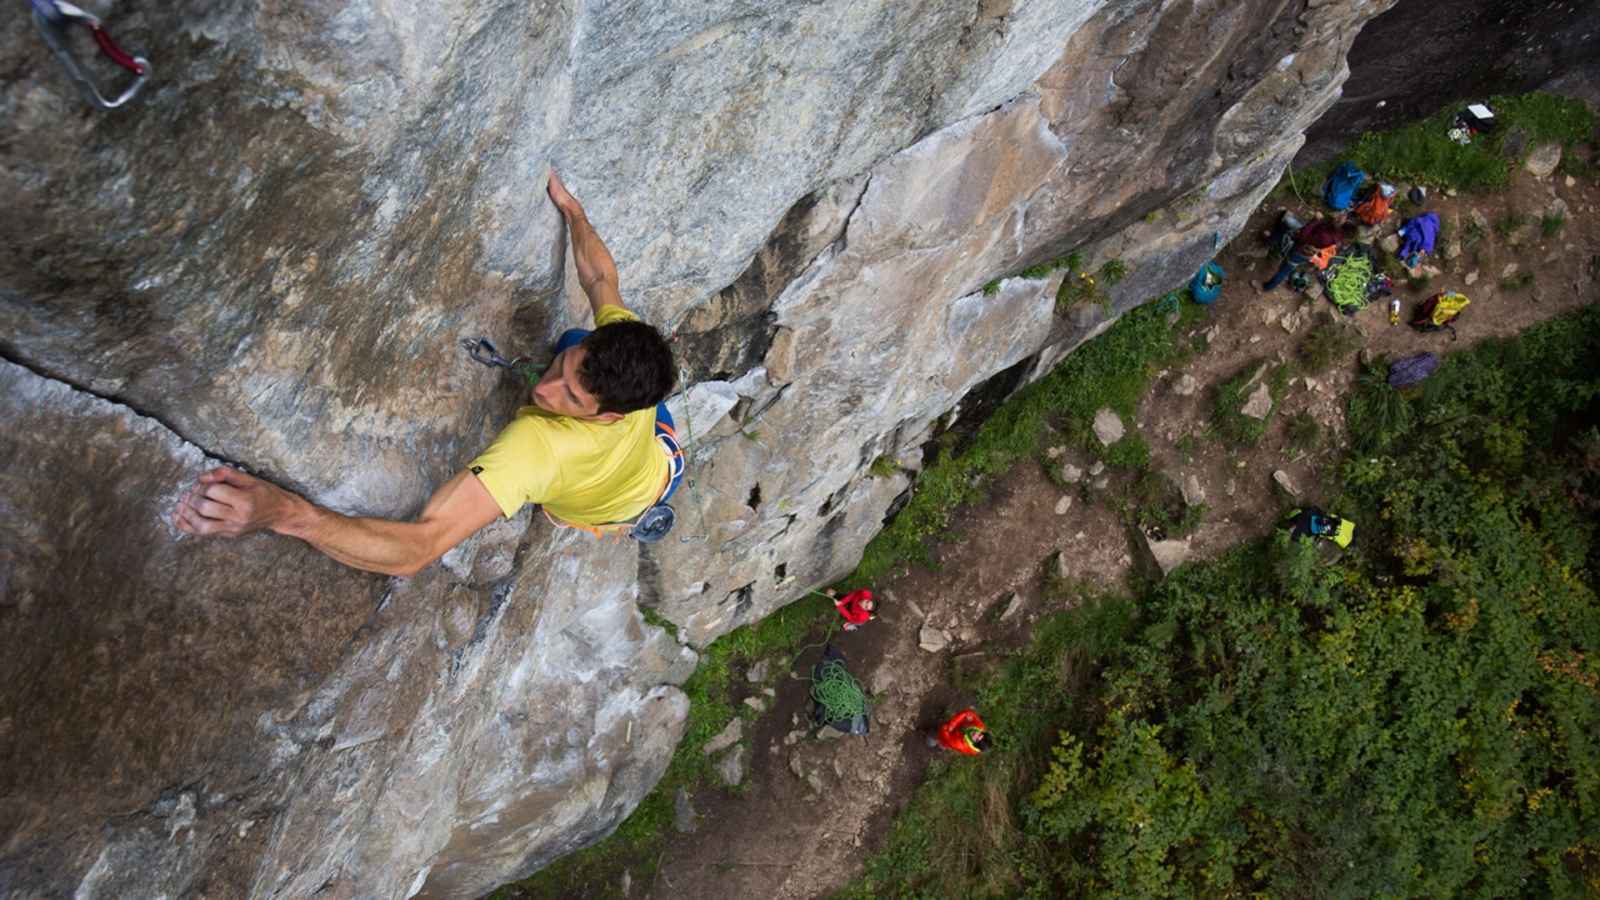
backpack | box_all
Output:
[1410,292,1470,339]
[1322,161,1367,211]
[1306,243,1337,271]
[1189,260,1225,304]
[1350,187,1392,225]
[1284,506,1356,548]
[1388,352,1440,388]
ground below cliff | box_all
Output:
[488,98,1599,897]
[587,151,1600,900]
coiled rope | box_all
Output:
[809,659,867,724]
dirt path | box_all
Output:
[638,164,1600,900]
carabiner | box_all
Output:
[30,0,150,109]
[462,337,517,370]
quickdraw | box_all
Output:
[30,0,150,109]
[460,337,529,371]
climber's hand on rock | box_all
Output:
[173,466,299,538]
[547,169,584,219]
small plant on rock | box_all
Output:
[1540,212,1566,237]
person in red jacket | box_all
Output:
[928,708,991,755]
[834,589,876,630]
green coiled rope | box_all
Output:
[810,659,867,724]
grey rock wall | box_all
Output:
[0,0,1391,896]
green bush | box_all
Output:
[1297,320,1362,374]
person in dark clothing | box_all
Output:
[1262,216,1344,291]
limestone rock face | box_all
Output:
[0,0,1394,895]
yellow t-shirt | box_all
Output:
[469,307,668,526]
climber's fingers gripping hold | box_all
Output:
[546,168,584,219]
[173,466,290,538]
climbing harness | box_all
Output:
[809,658,868,733]
[30,0,150,109]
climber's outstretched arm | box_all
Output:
[173,467,500,578]
[547,168,625,317]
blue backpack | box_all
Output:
[1189,260,1225,304]
[1323,161,1367,211]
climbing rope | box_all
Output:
[30,0,150,109]
[809,659,867,724]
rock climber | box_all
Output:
[928,708,992,755]
[1261,213,1346,292]
[834,589,876,631]
[172,171,681,574]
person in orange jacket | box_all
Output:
[928,708,991,755]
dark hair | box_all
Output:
[970,730,993,752]
[579,320,676,414]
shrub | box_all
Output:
[1297,320,1362,374]
[1284,409,1320,452]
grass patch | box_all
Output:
[1346,359,1414,452]
[1272,90,1595,197]
[1296,319,1362,375]
[1101,432,1149,470]
[847,296,1205,584]
[1541,211,1567,237]
[1461,217,1487,247]
[867,455,899,478]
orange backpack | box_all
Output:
[1351,190,1391,226]
[1306,244,1337,270]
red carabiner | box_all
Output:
[91,23,147,76]
[29,0,151,108]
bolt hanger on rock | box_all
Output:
[30,0,150,109]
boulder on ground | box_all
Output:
[1092,407,1125,445]
[1173,373,1200,396]
[1143,533,1192,577]
[918,624,950,653]
[1241,383,1273,419]
[1272,469,1301,498]
[1525,143,1562,178]
[714,745,748,787]
[673,788,699,834]
[703,718,743,756]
